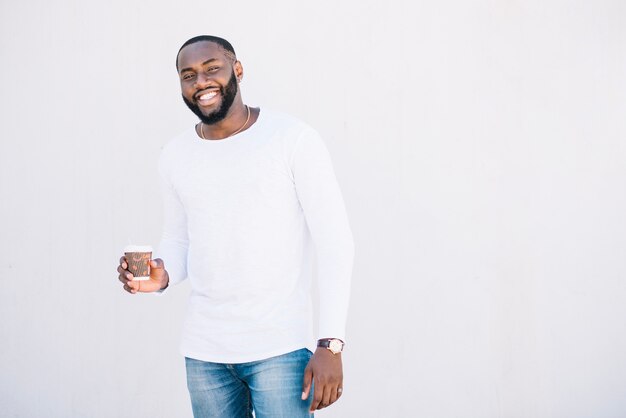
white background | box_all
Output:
[1,1,626,417]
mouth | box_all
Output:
[195,89,220,107]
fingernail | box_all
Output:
[301,392,306,400]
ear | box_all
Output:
[233,60,244,82]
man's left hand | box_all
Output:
[301,347,343,412]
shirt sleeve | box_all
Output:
[291,127,354,342]
[153,160,189,294]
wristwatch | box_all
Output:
[317,338,344,354]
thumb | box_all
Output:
[150,258,164,269]
[301,366,313,400]
[147,258,168,291]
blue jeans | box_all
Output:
[185,348,313,418]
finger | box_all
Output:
[328,384,339,406]
[117,265,131,275]
[310,379,324,412]
[118,273,129,284]
[119,256,127,270]
[336,386,343,400]
[319,384,333,410]
[149,259,162,280]
[118,261,133,283]
[149,259,168,287]
[119,271,133,283]
[150,258,164,269]
[128,279,162,293]
[127,280,139,294]
[123,283,135,294]
[301,367,312,400]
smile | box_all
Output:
[195,90,220,106]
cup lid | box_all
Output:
[124,245,153,253]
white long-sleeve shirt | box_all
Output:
[155,109,354,363]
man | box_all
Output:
[117,35,354,417]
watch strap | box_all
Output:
[317,338,344,353]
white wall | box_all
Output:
[1,1,625,417]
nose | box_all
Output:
[194,72,212,88]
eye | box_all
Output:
[207,66,219,72]
[181,73,195,81]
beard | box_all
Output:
[182,70,239,125]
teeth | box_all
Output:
[199,92,217,100]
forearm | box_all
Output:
[290,126,354,341]
[156,168,189,291]
[316,236,354,341]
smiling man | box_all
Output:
[116,35,354,417]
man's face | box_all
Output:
[177,41,241,125]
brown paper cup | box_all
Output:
[124,245,152,280]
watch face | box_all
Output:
[329,339,343,354]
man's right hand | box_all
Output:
[117,256,169,294]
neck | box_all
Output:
[200,102,250,140]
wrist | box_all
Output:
[317,338,345,354]
[314,347,342,359]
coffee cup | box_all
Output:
[124,245,153,281]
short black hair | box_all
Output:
[176,35,236,70]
